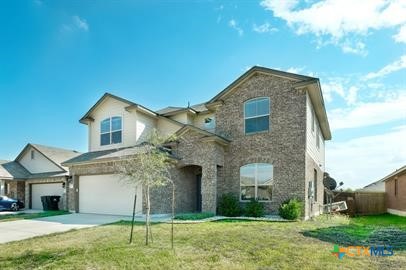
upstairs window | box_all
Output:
[244,97,270,134]
[204,117,215,130]
[240,163,273,201]
[100,116,122,146]
[31,150,35,160]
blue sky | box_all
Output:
[0,0,405,188]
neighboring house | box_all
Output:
[63,66,331,219]
[360,179,385,192]
[384,165,406,216]
[0,144,81,210]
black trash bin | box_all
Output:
[40,196,49,210]
[48,196,61,210]
[40,196,60,211]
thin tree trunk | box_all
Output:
[129,191,137,244]
[145,185,149,245]
[171,182,175,249]
[148,185,153,243]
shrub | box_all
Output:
[244,199,265,217]
[175,212,215,220]
[218,193,242,217]
[279,199,303,220]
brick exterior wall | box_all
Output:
[67,155,220,214]
[25,177,68,211]
[5,181,25,201]
[214,73,307,214]
[386,172,406,213]
[65,72,325,218]
[174,129,225,213]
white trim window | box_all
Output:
[240,163,273,201]
[100,116,122,146]
[316,126,320,149]
[244,97,270,134]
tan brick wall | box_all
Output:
[386,172,406,211]
[5,181,25,201]
[214,73,307,214]
[173,129,225,213]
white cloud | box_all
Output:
[229,19,244,36]
[252,22,278,33]
[328,92,406,130]
[364,54,406,80]
[322,80,358,105]
[393,24,406,43]
[73,15,89,31]
[341,40,367,56]
[286,66,305,74]
[345,86,359,105]
[61,16,89,33]
[260,0,406,53]
[326,125,406,188]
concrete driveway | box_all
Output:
[0,213,130,244]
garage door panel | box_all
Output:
[79,174,142,216]
[32,183,64,210]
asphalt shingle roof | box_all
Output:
[1,144,82,180]
[29,144,81,170]
[156,103,209,115]
[0,160,31,179]
[62,144,155,165]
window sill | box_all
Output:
[100,142,123,147]
[244,130,270,136]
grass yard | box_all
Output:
[304,214,406,250]
[0,211,70,223]
[174,212,215,220]
[0,214,405,269]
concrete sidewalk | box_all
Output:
[0,213,133,244]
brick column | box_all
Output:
[73,175,79,213]
[201,164,217,213]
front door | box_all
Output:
[196,174,202,212]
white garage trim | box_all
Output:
[79,174,142,216]
[31,182,65,210]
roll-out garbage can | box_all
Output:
[40,196,61,211]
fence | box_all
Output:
[332,191,386,216]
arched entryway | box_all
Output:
[178,165,202,213]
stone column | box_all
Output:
[201,164,217,213]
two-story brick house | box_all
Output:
[63,66,331,219]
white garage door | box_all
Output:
[79,174,142,216]
[32,183,65,210]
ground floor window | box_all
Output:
[240,163,273,201]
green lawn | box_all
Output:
[174,212,215,220]
[0,211,70,223]
[0,214,404,269]
[304,214,406,251]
